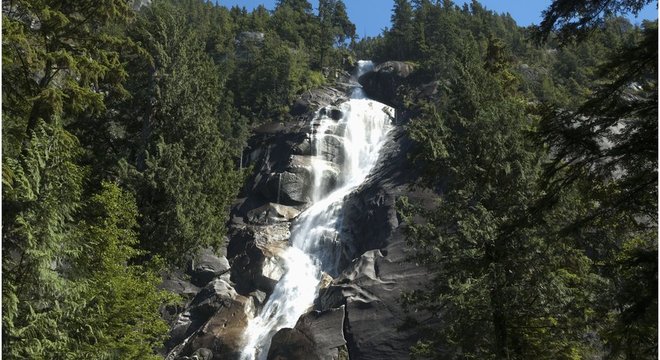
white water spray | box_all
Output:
[240,61,392,360]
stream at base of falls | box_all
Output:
[239,60,392,360]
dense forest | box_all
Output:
[2,0,656,359]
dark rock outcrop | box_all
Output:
[291,86,349,117]
[228,223,289,295]
[358,61,415,107]
[188,247,231,287]
[178,295,253,360]
[267,328,318,360]
[167,278,237,350]
[316,126,436,360]
[160,273,201,299]
[268,306,346,360]
[318,243,430,360]
[246,203,301,225]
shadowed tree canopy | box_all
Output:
[536,0,656,42]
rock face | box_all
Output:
[164,62,434,360]
[358,61,415,107]
[188,247,231,287]
[163,250,246,360]
[316,126,435,360]
[291,86,349,116]
[228,223,290,294]
[268,306,346,360]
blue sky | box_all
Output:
[216,0,658,38]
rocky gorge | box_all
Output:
[162,61,435,360]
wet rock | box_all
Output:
[311,127,436,360]
[338,127,429,265]
[255,154,341,205]
[250,289,268,308]
[289,155,340,197]
[319,106,344,121]
[259,171,311,205]
[317,135,345,165]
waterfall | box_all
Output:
[240,60,391,360]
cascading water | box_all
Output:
[240,60,392,360]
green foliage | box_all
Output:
[536,0,655,43]
[403,46,601,359]
[388,0,416,60]
[388,1,656,359]
[537,19,658,359]
[3,119,88,358]
[318,0,356,68]
[107,1,245,264]
[72,183,175,359]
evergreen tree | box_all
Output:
[536,19,658,358]
[536,0,655,43]
[388,0,415,60]
[318,0,355,68]
[118,2,243,264]
[401,36,600,358]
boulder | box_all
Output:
[228,223,290,294]
[255,154,341,205]
[188,247,230,287]
[290,155,341,198]
[317,134,345,165]
[267,328,319,360]
[358,61,415,107]
[267,306,347,360]
[317,244,429,360]
[250,289,268,308]
[160,275,201,299]
[159,272,200,328]
[259,171,311,205]
[246,203,301,224]
[168,278,238,350]
[177,295,253,360]
[330,107,344,120]
[295,307,346,358]
[319,106,344,121]
[290,87,348,117]
[191,348,213,360]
